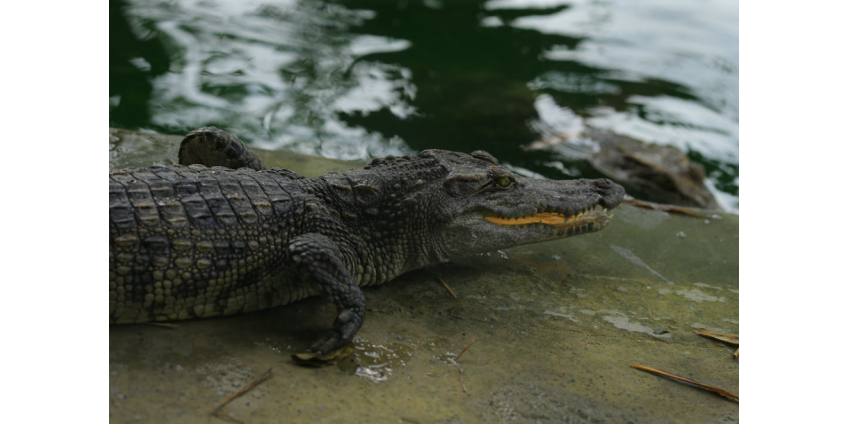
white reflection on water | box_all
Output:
[116,0,738,208]
[503,0,738,149]
[123,0,416,160]
[489,0,738,210]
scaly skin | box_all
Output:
[110,127,624,353]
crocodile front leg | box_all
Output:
[288,233,365,354]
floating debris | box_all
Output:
[630,364,738,402]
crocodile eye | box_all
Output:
[496,177,512,188]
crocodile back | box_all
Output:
[109,165,315,323]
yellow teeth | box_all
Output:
[483,209,609,228]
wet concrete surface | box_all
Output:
[109,129,739,423]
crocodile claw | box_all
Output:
[308,308,361,355]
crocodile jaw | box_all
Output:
[482,208,612,230]
[437,207,613,258]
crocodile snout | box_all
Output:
[596,178,625,209]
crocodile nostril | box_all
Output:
[595,179,613,190]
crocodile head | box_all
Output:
[419,149,624,259]
[332,149,623,275]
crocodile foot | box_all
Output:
[289,233,367,355]
[309,308,363,355]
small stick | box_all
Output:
[693,329,739,345]
[147,323,180,329]
[452,335,476,393]
[694,329,739,358]
[211,412,244,424]
[622,198,706,218]
[437,276,458,299]
[211,368,273,422]
[630,364,738,402]
[455,335,476,361]
[456,362,468,393]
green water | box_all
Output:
[110,0,738,210]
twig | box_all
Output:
[455,335,476,361]
[437,276,458,299]
[452,335,476,393]
[211,368,273,423]
[623,198,706,218]
[694,329,739,358]
[456,362,468,393]
[147,323,179,329]
[630,364,738,402]
[693,330,739,345]
[211,412,244,424]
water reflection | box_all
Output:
[110,0,171,127]
[110,0,413,159]
[109,0,738,209]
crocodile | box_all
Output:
[110,127,625,354]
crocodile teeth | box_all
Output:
[483,203,616,229]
